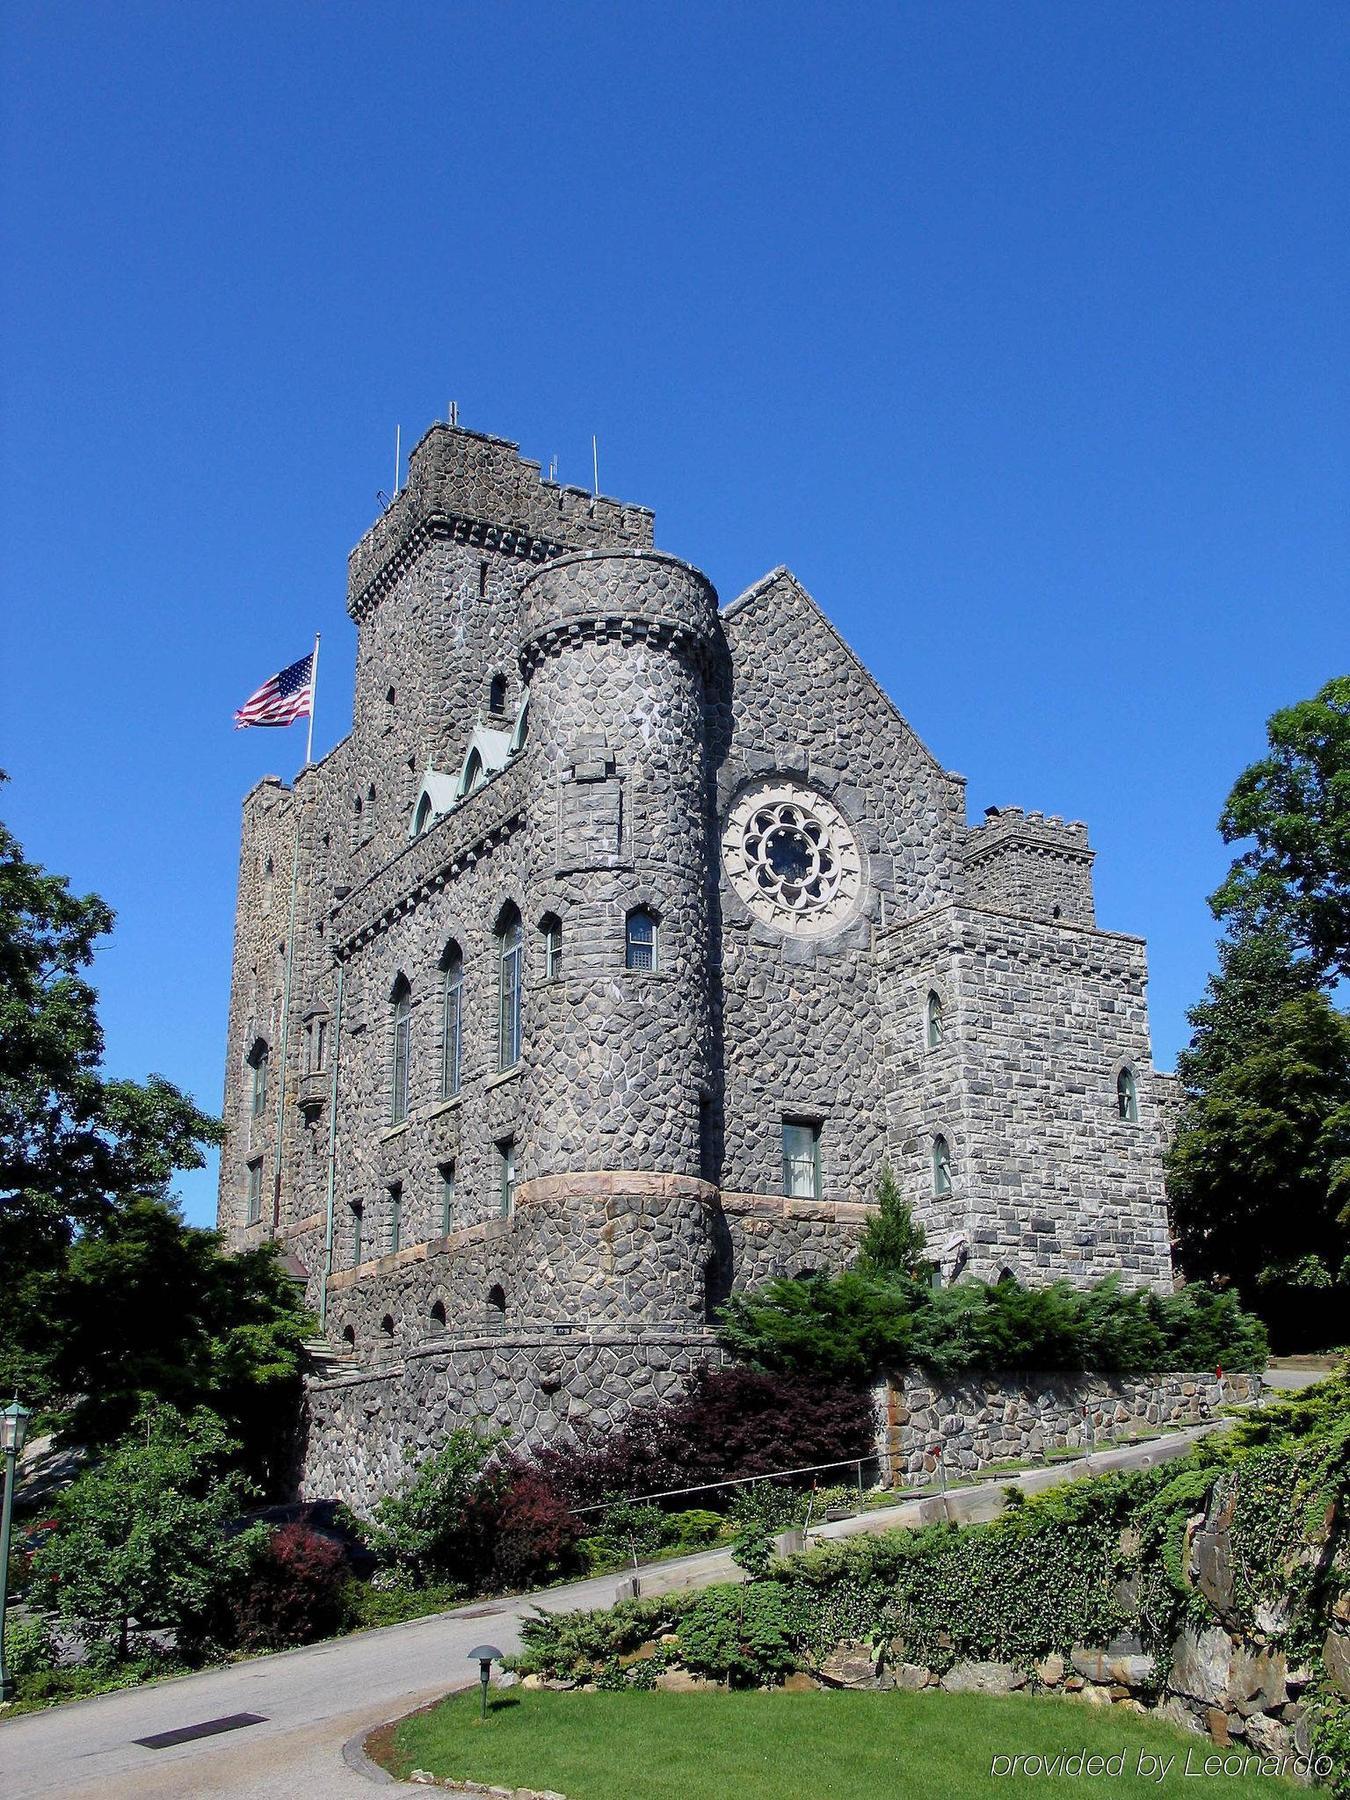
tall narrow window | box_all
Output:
[439,1161,457,1235]
[315,1018,327,1072]
[412,791,433,837]
[387,1183,403,1256]
[488,672,508,716]
[625,907,658,972]
[441,946,463,1097]
[926,990,944,1049]
[1117,1067,1139,1123]
[496,908,523,1070]
[541,914,562,981]
[781,1120,822,1199]
[350,1200,364,1268]
[390,979,411,1124]
[248,1041,269,1116]
[486,1283,507,1330]
[496,1137,516,1218]
[932,1134,954,1197]
[245,1158,263,1225]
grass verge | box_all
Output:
[380,1687,1294,1798]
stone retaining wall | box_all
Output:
[875,1369,1262,1481]
[300,1328,720,1509]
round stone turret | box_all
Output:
[514,549,721,1325]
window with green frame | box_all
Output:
[245,1157,263,1224]
[496,1136,516,1217]
[390,979,411,1123]
[496,908,523,1070]
[781,1119,821,1199]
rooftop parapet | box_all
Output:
[347,423,655,621]
[962,804,1092,862]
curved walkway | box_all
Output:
[0,1396,1305,1800]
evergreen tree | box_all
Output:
[854,1164,934,1283]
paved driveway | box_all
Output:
[0,1401,1299,1799]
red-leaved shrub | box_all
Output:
[230,1523,349,1650]
[535,1367,874,1509]
[479,1463,583,1590]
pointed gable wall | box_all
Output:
[708,568,968,1220]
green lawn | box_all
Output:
[381,1688,1296,1798]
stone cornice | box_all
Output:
[332,755,531,955]
[347,510,568,624]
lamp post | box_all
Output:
[467,1643,504,1721]
[0,1397,32,1704]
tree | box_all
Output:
[367,1429,499,1586]
[1210,676,1350,986]
[854,1164,934,1283]
[0,788,310,1481]
[1167,991,1350,1294]
[1174,924,1319,1096]
[52,1197,313,1489]
[33,1405,264,1662]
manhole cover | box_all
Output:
[134,1712,267,1749]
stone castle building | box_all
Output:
[217,421,1174,1495]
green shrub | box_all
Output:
[728,1484,803,1531]
[366,1429,498,1586]
[677,1584,806,1685]
[669,1509,724,1548]
[4,1610,56,1681]
[721,1266,1267,1382]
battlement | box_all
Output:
[347,422,655,620]
[961,806,1095,927]
[963,805,1092,859]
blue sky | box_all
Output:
[2,2,1345,1228]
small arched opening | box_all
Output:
[429,1299,448,1333]
[380,1313,395,1337]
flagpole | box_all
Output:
[305,634,320,768]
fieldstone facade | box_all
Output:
[218,421,1174,1502]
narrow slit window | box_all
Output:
[350,1201,364,1267]
[1117,1067,1139,1123]
[541,914,563,981]
[248,1041,269,1117]
[441,948,463,1097]
[926,990,944,1049]
[245,1158,263,1225]
[497,910,523,1070]
[497,1137,516,1218]
[386,1183,403,1256]
[439,1161,457,1235]
[390,981,411,1124]
[932,1134,954,1197]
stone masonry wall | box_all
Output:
[880,903,1173,1290]
[301,1329,719,1510]
[875,1368,1261,1481]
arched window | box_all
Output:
[341,1324,356,1348]
[540,913,563,981]
[247,1039,269,1117]
[486,1284,507,1331]
[1117,1067,1139,1124]
[926,990,944,1049]
[496,909,523,1070]
[390,978,411,1125]
[496,1136,517,1217]
[429,1299,448,1333]
[412,791,433,837]
[380,1313,395,1337]
[463,749,485,796]
[625,907,658,972]
[488,672,508,716]
[932,1134,953,1198]
[440,945,463,1098]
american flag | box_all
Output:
[234,651,314,730]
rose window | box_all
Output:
[722,781,864,936]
